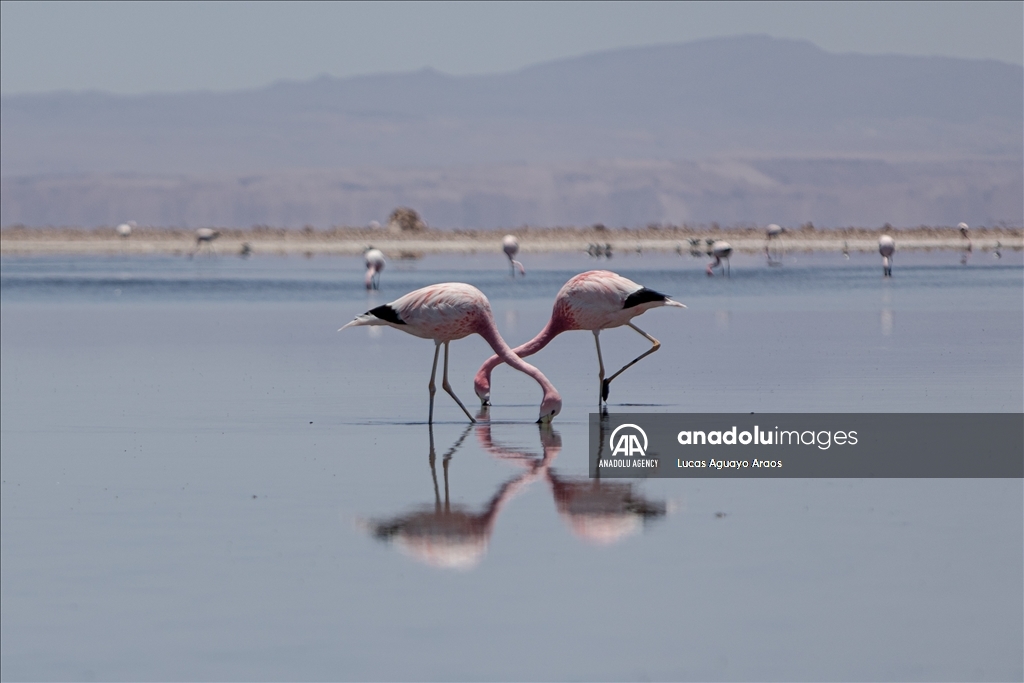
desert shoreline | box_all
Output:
[1,225,1020,257]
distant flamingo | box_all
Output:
[879,235,895,277]
[195,228,220,254]
[363,247,386,289]
[706,240,732,276]
[341,283,561,423]
[958,223,972,265]
[502,235,525,276]
[116,221,135,239]
[473,270,684,406]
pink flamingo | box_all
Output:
[502,235,525,276]
[341,283,562,423]
[473,270,684,406]
[363,247,385,289]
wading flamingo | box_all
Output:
[473,270,684,406]
[195,228,220,254]
[363,247,386,289]
[958,223,972,265]
[341,283,561,423]
[706,240,732,276]
[879,235,895,277]
[502,235,525,276]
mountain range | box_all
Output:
[2,35,1021,228]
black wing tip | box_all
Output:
[623,287,670,310]
[368,304,406,325]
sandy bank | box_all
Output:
[2,225,1020,257]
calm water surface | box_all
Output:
[2,250,1022,681]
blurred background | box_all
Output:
[1,0,1021,229]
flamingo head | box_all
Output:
[473,368,491,406]
[537,391,562,424]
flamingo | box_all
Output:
[363,247,386,290]
[195,228,220,254]
[473,270,684,406]
[958,222,972,265]
[879,235,895,277]
[706,240,732,276]
[116,221,135,239]
[341,283,561,423]
[502,235,525,276]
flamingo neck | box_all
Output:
[474,315,565,394]
[474,314,560,399]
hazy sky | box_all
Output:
[1,1,1021,95]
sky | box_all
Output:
[1,1,1021,95]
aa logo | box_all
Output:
[609,424,648,457]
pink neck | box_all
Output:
[475,315,565,392]
[474,313,560,400]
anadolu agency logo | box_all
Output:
[610,423,648,456]
[598,424,660,470]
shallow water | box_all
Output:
[2,250,1022,681]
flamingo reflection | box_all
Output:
[361,425,548,570]
[475,421,667,546]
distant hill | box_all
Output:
[2,35,1021,227]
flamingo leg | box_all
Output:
[593,330,606,405]
[428,424,441,511]
[442,456,451,512]
[442,341,476,423]
[602,323,661,401]
[428,342,441,423]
